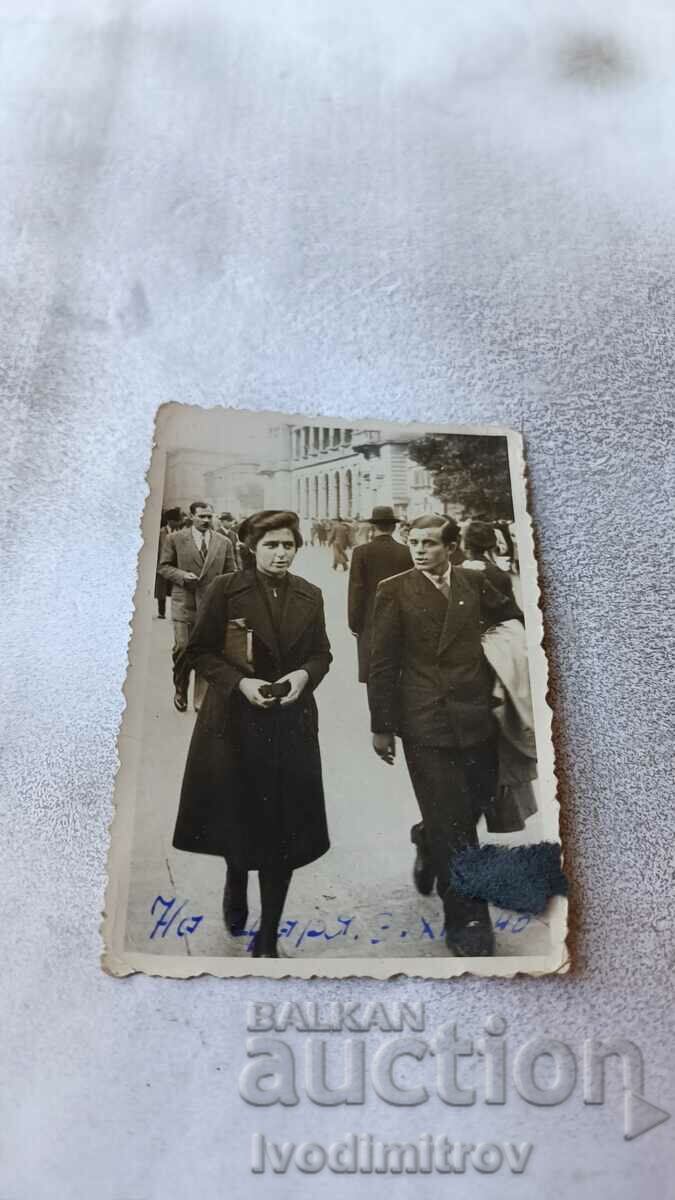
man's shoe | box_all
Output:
[445,919,496,957]
[410,826,435,896]
[223,881,248,936]
[173,690,188,713]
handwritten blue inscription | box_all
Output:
[239,909,531,952]
[148,899,531,946]
[150,895,204,940]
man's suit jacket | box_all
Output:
[367,566,520,749]
[158,527,236,623]
[348,535,412,682]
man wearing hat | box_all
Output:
[347,505,412,683]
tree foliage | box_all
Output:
[408,434,514,521]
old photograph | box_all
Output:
[103,405,566,977]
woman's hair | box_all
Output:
[463,519,498,554]
[239,510,303,552]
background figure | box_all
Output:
[158,500,236,712]
[172,510,332,959]
[328,517,351,570]
[348,520,369,549]
[490,521,515,573]
[461,519,534,831]
[154,508,180,618]
[218,512,242,570]
[461,519,520,615]
[507,522,519,575]
[348,505,412,683]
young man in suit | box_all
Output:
[158,500,237,712]
[347,505,412,683]
[367,514,521,957]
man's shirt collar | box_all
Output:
[421,562,452,590]
[191,525,212,549]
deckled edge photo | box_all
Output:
[101,404,569,980]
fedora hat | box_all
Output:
[367,505,397,523]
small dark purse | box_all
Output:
[259,680,292,700]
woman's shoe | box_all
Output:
[223,876,248,936]
[251,932,279,958]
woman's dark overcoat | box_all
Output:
[172,569,332,870]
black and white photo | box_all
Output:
[104,404,565,977]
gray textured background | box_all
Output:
[1,1,674,1196]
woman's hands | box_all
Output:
[238,670,310,708]
[278,669,309,706]
[238,678,277,708]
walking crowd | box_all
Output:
[155,499,535,960]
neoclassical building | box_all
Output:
[260,422,440,521]
[163,449,265,516]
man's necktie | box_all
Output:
[437,578,450,601]
[199,535,208,563]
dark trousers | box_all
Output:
[172,619,207,708]
[155,572,169,617]
[404,739,497,930]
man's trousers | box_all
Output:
[403,739,497,931]
[172,619,207,709]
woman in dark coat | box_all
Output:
[172,510,332,958]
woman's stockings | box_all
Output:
[254,869,292,956]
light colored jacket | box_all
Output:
[158,527,236,622]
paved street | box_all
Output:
[126,545,551,962]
